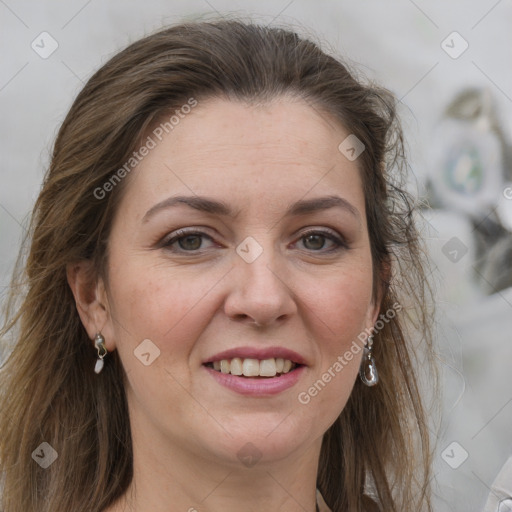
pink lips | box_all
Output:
[202,345,308,396]
[203,364,306,396]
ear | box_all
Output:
[367,255,392,329]
[365,297,381,333]
[66,260,116,352]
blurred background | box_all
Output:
[1,1,511,510]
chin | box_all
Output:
[198,413,317,468]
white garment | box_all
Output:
[483,455,512,512]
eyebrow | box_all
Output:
[142,194,361,222]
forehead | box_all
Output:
[119,96,366,220]
[165,96,350,166]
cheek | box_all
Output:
[106,262,216,417]
[298,267,373,405]
[107,260,222,359]
[303,265,373,345]
[293,270,372,432]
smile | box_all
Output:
[204,357,299,378]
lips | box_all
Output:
[202,346,308,394]
[203,361,306,395]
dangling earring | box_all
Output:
[359,334,378,386]
[94,332,108,374]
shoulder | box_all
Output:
[316,490,381,512]
[316,489,332,512]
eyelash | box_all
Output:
[160,227,348,255]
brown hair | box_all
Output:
[0,19,437,512]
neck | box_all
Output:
[107,422,323,512]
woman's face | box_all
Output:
[102,96,379,467]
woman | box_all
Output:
[0,19,436,512]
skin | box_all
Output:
[68,96,382,512]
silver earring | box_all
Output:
[359,334,378,386]
[94,332,108,374]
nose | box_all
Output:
[223,243,297,327]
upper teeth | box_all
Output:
[211,358,295,377]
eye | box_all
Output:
[160,227,347,255]
[295,229,347,253]
[161,228,218,253]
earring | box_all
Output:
[359,334,378,386]
[94,332,108,374]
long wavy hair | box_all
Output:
[0,19,437,512]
